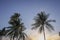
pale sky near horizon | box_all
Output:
[0,0,60,34]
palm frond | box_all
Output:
[39,25,43,33]
[20,23,26,31]
[23,33,28,38]
[23,32,31,40]
[32,23,40,30]
[46,20,56,22]
[46,25,52,32]
[6,28,14,36]
[46,22,54,31]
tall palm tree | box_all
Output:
[6,13,29,40]
[32,11,56,40]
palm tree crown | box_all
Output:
[6,13,29,40]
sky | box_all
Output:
[0,0,60,35]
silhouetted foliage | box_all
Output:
[0,27,6,40]
[6,13,29,40]
[32,11,56,40]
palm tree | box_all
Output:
[6,13,29,40]
[32,11,56,40]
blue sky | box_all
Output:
[0,0,60,33]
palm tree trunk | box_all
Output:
[43,25,46,40]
